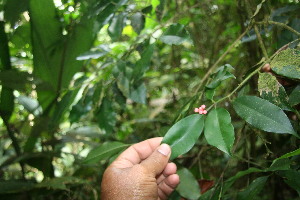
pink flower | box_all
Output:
[194,105,208,115]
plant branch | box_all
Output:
[245,0,269,59]
[194,25,253,96]
[207,38,300,111]
[256,20,300,37]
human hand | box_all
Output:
[101,137,180,200]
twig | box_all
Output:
[206,38,300,111]
[256,20,300,37]
[194,25,253,95]
[245,0,269,59]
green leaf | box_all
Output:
[131,12,145,34]
[162,114,204,160]
[36,176,87,190]
[108,12,126,41]
[273,148,300,162]
[267,158,291,172]
[278,170,300,195]
[76,50,109,60]
[270,48,300,80]
[258,72,292,111]
[176,168,201,200]
[50,88,81,127]
[205,88,215,101]
[289,85,300,106]
[4,0,28,26]
[130,82,147,104]
[0,70,32,91]
[204,108,235,155]
[160,23,190,45]
[206,64,235,89]
[0,180,34,194]
[132,44,155,80]
[237,176,268,200]
[226,168,263,186]
[233,96,297,136]
[96,97,116,134]
[83,142,128,164]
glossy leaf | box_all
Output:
[204,108,235,155]
[237,176,268,200]
[162,114,204,160]
[289,85,300,106]
[258,72,292,111]
[83,142,128,164]
[233,96,297,136]
[273,148,300,162]
[108,12,126,41]
[270,48,300,80]
[176,168,201,200]
[160,23,190,45]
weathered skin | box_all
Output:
[101,138,180,200]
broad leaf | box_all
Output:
[0,70,32,91]
[206,64,235,89]
[160,23,190,45]
[96,97,116,134]
[204,108,235,155]
[83,142,128,164]
[278,170,300,195]
[267,158,291,172]
[270,48,300,80]
[4,0,28,26]
[131,12,145,34]
[258,72,292,111]
[132,44,154,80]
[162,114,204,160]
[237,176,268,200]
[108,12,126,41]
[233,96,296,136]
[176,168,201,200]
[130,82,147,104]
[289,85,300,106]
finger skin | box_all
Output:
[158,174,180,200]
[101,138,179,200]
[113,137,163,168]
[157,162,177,184]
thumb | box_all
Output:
[140,143,171,176]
